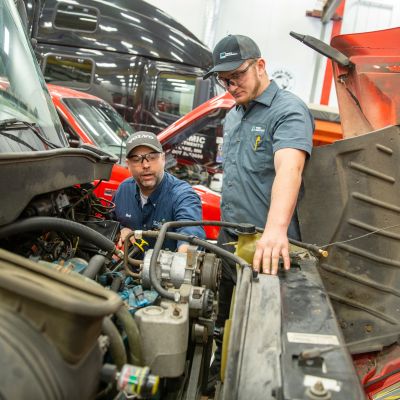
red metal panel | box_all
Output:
[320,0,346,105]
[331,27,400,136]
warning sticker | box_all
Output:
[287,332,340,346]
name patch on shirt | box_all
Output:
[251,125,265,133]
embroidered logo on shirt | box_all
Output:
[251,125,265,133]
[125,213,131,218]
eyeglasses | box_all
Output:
[127,151,162,164]
[216,59,257,88]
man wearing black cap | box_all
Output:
[112,131,205,252]
[204,34,314,391]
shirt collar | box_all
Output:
[134,171,166,206]
[236,80,279,111]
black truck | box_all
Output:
[24,0,223,167]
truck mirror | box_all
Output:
[192,77,211,108]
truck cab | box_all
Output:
[25,0,224,167]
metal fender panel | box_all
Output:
[298,125,400,353]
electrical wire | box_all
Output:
[299,329,400,361]
[319,223,400,249]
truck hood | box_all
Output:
[331,27,400,137]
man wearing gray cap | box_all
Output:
[112,131,205,252]
[204,34,314,391]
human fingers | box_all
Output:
[252,246,263,272]
[270,247,281,275]
[261,246,272,274]
[282,246,291,270]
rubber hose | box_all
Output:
[0,217,115,253]
[110,276,122,292]
[143,230,250,270]
[115,305,143,366]
[102,317,127,370]
[83,254,106,279]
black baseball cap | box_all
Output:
[125,131,163,157]
[203,34,261,79]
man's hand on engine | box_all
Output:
[118,227,136,249]
[177,243,190,253]
[252,227,290,275]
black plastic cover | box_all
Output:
[299,125,400,353]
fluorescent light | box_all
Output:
[121,41,133,49]
[121,12,141,23]
[169,35,185,47]
[99,24,117,32]
[3,27,9,56]
[171,52,183,62]
[141,36,153,44]
[96,62,117,68]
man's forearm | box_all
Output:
[265,165,302,232]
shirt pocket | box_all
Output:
[241,123,272,172]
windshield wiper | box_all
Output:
[0,118,61,149]
[0,130,38,150]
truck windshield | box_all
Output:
[0,0,66,153]
[62,98,134,158]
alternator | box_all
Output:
[141,248,221,292]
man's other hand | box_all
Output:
[177,244,190,253]
[118,227,136,248]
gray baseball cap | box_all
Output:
[203,34,261,79]
[125,131,163,157]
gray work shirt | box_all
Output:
[221,80,314,240]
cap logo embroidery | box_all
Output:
[127,134,155,143]
[219,51,238,59]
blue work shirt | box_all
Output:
[221,80,314,240]
[112,172,205,250]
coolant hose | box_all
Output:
[115,305,143,366]
[83,254,106,279]
[0,217,116,254]
[102,317,127,369]
[110,276,122,292]
[143,230,250,270]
